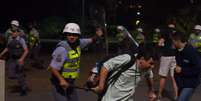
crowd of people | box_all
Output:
[0,19,201,101]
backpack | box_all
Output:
[95,53,137,101]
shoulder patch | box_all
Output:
[56,54,62,62]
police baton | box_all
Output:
[73,85,97,94]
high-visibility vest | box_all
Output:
[190,34,201,52]
[153,33,159,43]
[136,33,144,43]
[28,34,39,47]
[61,47,81,79]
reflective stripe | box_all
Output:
[63,61,79,69]
[153,33,159,43]
[62,72,79,79]
[62,68,79,72]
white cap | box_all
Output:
[137,28,143,32]
[63,23,81,35]
[168,24,175,28]
[194,25,201,31]
[11,20,19,26]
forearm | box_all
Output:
[20,48,29,60]
[99,66,109,90]
[146,78,154,92]
[91,35,98,42]
[49,66,65,82]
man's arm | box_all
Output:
[48,66,69,89]
[98,66,109,93]
[145,70,156,101]
[92,66,109,93]
[145,77,154,92]
[18,46,28,65]
[91,28,103,42]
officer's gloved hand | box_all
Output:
[60,79,69,90]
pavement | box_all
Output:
[4,52,201,101]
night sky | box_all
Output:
[0,0,198,32]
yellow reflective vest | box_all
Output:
[153,33,159,43]
[189,33,201,52]
[61,46,81,79]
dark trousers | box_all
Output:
[7,58,27,90]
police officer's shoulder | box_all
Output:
[18,36,26,43]
[55,41,71,51]
[57,41,69,48]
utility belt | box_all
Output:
[9,53,23,59]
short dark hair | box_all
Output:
[137,45,155,60]
[171,31,187,43]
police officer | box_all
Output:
[0,29,29,96]
[189,25,201,56]
[5,20,26,42]
[27,23,41,68]
[152,28,160,46]
[135,28,145,46]
[48,23,103,101]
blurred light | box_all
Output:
[118,1,122,5]
[137,12,141,15]
[137,5,142,9]
[129,5,135,9]
[136,20,140,25]
[105,23,107,27]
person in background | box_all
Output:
[5,20,26,42]
[136,27,145,46]
[157,24,178,100]
[171,32,201,101]
[189,24,201,57]
[0,29,29,96]
[27,22,42,69]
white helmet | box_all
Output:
[137,28,143,33]
[194,25,201,31]
[168,24,175,28]
[11,20,19,26]
[117,25,125,31]
[155,28,160,33]
[63,23,81,35]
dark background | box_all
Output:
[0,0,200,32]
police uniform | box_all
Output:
[28,28,41,68]
[189,32,201,55]
[5,28,26,42]
[49,39,92,101]
[152,32,159,45]
[7,36,28,95]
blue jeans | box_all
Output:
[177,88,195,101]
